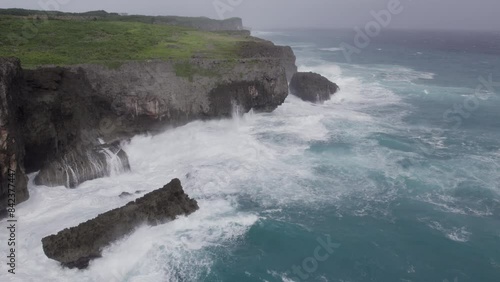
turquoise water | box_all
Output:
[6,29,500,282]
[199,30,500,282]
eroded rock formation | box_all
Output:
[289,72,340,103]
[0,35,297,196]
[42,178,198,269]
[20,58,289,188]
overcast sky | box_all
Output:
[1,0,499,30]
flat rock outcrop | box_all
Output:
[289,72,340,103]
[41,178,199,269]
[0,58,29,214]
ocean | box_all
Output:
[2,29,500,282]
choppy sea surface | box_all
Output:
[2,29,500,282]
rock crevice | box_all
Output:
[0,58,28,214]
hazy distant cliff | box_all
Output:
[0,9,244,31]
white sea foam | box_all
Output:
[1,54,496,281]
[346,64,435,83]
[319,47,343,52]
[0,94,353,281]
[426,221,472,242]
[251,31,289,37]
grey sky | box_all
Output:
[0,0,498,30]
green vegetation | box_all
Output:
[0,8,242,28]
[0,15,252,69]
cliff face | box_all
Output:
[0,11,298,198]
[238,41,297,81]
[0,58,28,213]
[20,58,288,187]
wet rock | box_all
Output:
[119,190,146,198]
[41,178,199,269]
[34,142,130,188]
[118,192,132,198]
[289,72,340,103]
[18,58,290,189]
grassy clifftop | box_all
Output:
[0,13,255,68]
[0,9,243,30]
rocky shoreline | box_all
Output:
[0,51,294,208]
[0,12,340,268]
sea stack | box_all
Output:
[289,71,340,103]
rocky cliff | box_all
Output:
[0,10,298,206]
[0,58,28,215]
[20,58,289,188]
[238,41,297,81]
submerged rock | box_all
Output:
[41,178,199,269]
[289,72,339,103]
[118,192,132,198]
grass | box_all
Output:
[0,8,242,28]
[0,16,253,69]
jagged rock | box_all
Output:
[0,58,29,212]
[289,72,340,103]
[0,38,296,189]
[20,58,289,188]
[41,179,199,269]
[119,190,146,198]
[34,141,130,188]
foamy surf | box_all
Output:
[3,29,500,281]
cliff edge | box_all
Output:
[0,11,298,206]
